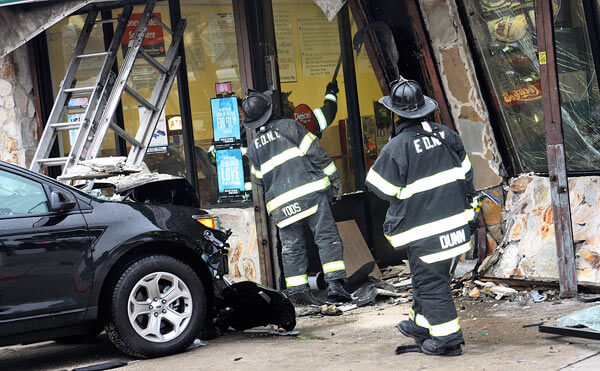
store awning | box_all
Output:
[0,0,104,57]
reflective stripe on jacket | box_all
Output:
[366,120,476,263]
[247,117,339,227]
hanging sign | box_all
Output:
[211,96,241,144]
[216,149,245,194]
[294,104,318,135]
[121,12,165,57]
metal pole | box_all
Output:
[534,0,577,298]
[168,0,199,194]
[338,3,366,191]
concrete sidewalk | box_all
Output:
[2,298,599,370]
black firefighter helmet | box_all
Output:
[379,80,438,119]
[242,90,273,129]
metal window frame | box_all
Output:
[535,0,577,298]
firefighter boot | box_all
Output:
[421,338,463,356]
[287,289,323,307]
[396,320,431,345]
[326,279,352,302]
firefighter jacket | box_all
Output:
[314,91,338,134]
[366,119,476,264]
[247,116,339,228]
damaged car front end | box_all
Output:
[84,173,297,342]
[0,160,294,359]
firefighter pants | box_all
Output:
[407,247,464,347]
[279,192,346,291]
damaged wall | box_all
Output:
[207,207,265,285]
[0,46,37,167]
[417,0,503,190]
[484,175,600,287]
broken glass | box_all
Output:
[458,0,600,173]
[557,305,600,331]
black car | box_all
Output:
[0,161,294,358]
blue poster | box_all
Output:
[211,97,240,142]
[216,149,244,193]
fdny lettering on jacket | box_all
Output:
[413,130,445,154]
[439,229,466,249]
[254,130,281,149]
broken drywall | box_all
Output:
[483,175,600,286]
[207,207,264,285]
[418,0,503,190]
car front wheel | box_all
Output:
[105,255,206,358]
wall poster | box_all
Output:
[274,11,297,82]
[296,10,340,77]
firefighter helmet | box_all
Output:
[242,90,273,129]
[379,80,438,119]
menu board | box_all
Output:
[182,12,207,71]
[297,11,340,77]
[206,12,238,68]
[274,11,297,82]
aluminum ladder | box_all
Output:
[30,0,186,177]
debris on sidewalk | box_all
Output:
[267,325,300,336]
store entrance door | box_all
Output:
[267,0,405,271]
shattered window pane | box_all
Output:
[554,0,600,171]
[459,1,547,173]
[459,0,600,173]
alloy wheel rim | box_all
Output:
[127,271,193,343]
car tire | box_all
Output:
[105,255,206,358]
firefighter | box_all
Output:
[242,90,352,305]
[281,80,339,136]
[365,80,476,356]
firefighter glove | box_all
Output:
[331,176,343,201]
[326,80,339,95]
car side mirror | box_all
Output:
[49,191,76,212]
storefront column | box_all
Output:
[535,0,577,298]
[233,0,276,288]
[169,0,199,194]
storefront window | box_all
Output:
[271,0,384,192]
[46,1,246,207]
[459,0,600,173]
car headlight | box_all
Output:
[192,214,225,232]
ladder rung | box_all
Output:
[51,122,82,131]
[152,14,172,34]
[123,84,158,111]
[95,18,119,24]
[139,49,168,74]
[37,157,68,166]
[64,86,95,95]
[110,122,143,148]
[77,52,109,59]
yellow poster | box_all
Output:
[274,11,297,82]
[297,10,340,77]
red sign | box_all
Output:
[502,81,542,107]
[120,13,165,57]
[294,104,317,134]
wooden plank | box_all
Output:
[337,220,381,278]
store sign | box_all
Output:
[211,97,240,143]
[502,81,542,106]
[168,116,182,131]
[121,13,165,57]
[293,104,317,134]
[216,149,244,194]
[139,106,168,153]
